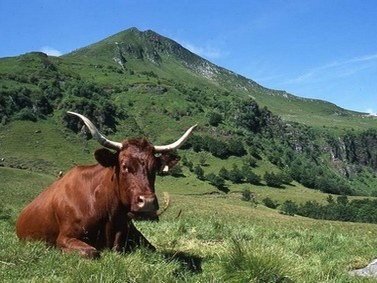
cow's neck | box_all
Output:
[94,166,126,218]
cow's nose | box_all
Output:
[137,196,159,212]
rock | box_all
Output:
[350,259,377,277]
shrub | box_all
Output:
[194,165,204,180]
[13,107,37,122]
[280,200,298,216]
[241,189,252,202]
[264,172,284,188]
[227,138,246,157]
[169,164,183,177]
[242,166,261,185]
[243,155,257,167]
[263,197,279,209]
[228,164,243,184]
[205,173,225,189]
[208,111,223,126]
[218,167,229,180]
[181,155,193,171]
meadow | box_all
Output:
[3,29,377,282]
[2,167,377,282]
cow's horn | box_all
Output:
[67,111,123,151]
[154,124,197,152]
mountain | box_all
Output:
[1,27,377,197]
[64,27,372,129]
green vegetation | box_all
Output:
[2,27,377,281]
[280,195,377,224]
[1,168,377,282]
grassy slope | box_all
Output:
[61,28,377,132]
[0,118,339,204]
[2,29,377,281]
[1,168,377,282]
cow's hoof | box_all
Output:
[80,248,100,259]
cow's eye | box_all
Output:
[154,153,162,158]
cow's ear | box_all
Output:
[95,148,118,167]
[158,153,181,173]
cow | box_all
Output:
[16,111,196,258]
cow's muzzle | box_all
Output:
[135,195,159,212]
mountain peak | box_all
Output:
[62,28,360,118]
[64,27,230,80]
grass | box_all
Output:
[2,29,377,281]
[2,167,377,282]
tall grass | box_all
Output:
[2,168,377,282]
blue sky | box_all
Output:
[1,0,376,114]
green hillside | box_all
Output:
[2,26,377,281]
[64,28,376,129]
[2,27,377,197]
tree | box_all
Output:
[280,200,298,216]
[228,138,246,157]
[243,155,257,167]
[234,98,262,133]
[194,165,204,180]
[181,155,193,171]
[262,197,278,209]
[208,111,223,126]
[241,189,252,201]
[242,165,261,185]
[208,138,229,158]
[206,173,225,189]
[219,167,229,180]
[228,164,244,184]
[199,153,208,166]
[264,172,284,188]
[169,164,183,177]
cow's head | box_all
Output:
[68,111,196,219]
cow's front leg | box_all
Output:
[56,234,100,259]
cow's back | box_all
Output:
[16,164,104,246]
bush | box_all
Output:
[13,107,37,122]
[227,138,246,157]
[169,164,184,177]
[243,155,257,167]
[181,155,193,171]
[241,189,252,202]
[228,164,244,184]
[208,111,223,126]
[194,165,204,180]
[241,189,257,206]
[264,172,284,188]
[280,200,298,216]
[263,197,279,209]
[205,173,225,189]
[219,167,229,180]
[242,166,261,185]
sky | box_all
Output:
[1,0,376,114]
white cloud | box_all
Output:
[180,41,223,60]
[40,46,63,57]
[286,52,377,85]
[365,108,377,116]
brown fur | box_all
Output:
[16,139,178,258]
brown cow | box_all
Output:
[16,111,196,258]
